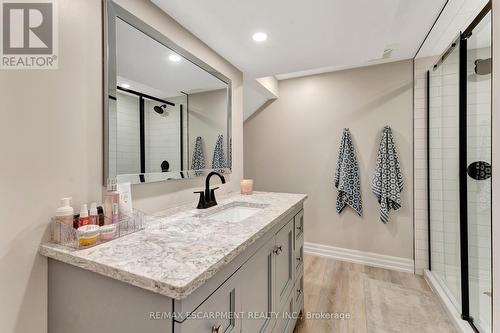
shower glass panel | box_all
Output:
[466,12,491,333]
[429,41,462,310]
[428,5,492,331]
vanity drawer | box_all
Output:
[174,273,241,333]
[274,219,295,313]
[294,234,304,274]
[293,271,304,314]
[294,210,304,240]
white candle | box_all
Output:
[240,179,254,195]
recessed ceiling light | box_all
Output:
[120,83,130,89]
[169,54,181,62]
[252,32,268,42]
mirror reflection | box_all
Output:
[107,14,231,184]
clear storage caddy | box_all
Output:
[51,209,145,249]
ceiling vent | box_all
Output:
[382,48,393,59]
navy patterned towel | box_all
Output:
[334,128,362,216]
[372,126,404,224]
[212,134,226,173]
[191,136,205,176]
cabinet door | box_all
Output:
[175,272,241,333]
[272,288,295,333]
[274,219,294,312]
[240,237,275,333]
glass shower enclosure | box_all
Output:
[427,5,491,333]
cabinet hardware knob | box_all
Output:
[211,324,222,333]
[296,226,303,232]
[273,245,283,255]
[297,289,302,295]
[296,257,302,262]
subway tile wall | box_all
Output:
[144,98,184,173]
[428,48,462,305]
[414,56,438,274]
[113,92,187,175]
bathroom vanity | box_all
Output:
[40,192,307,333]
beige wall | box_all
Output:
[0,1,243,332]
[244,60,414,259]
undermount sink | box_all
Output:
[201,202,268,223]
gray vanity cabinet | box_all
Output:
[46,204,305,333]
[176,214,300,333]
[240,212,303,333]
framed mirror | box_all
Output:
[104,0,232,185]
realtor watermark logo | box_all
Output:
[1,0,58,69]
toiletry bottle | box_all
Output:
[104,178,119,223]
[78,204,90,227]
[89,203,98,225]
[55,198,74,226]
[111,203,119,224]
[73,214,79,229]
[97,206,105,226]
[116,182,133,218]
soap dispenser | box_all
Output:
[55,197,74,226]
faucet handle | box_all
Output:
[194,191,205,209]
[209,187,220,205]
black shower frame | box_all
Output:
[426,2,491,332]
[116,86,185,175]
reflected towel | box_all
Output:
[212,134,227,173]
[334,128,362,216]
[191,136,205,176]
[372,126,404,224]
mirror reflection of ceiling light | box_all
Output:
[120,83,130,89]
[252,32,268,42]
[169,54,181,62]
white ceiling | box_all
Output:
[416,0,490,58]
[116,18,227,98]
[152,0,447,78]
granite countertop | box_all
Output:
[39,191,307,299]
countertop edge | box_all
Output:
[39,244,182,298]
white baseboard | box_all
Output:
[304,242,414,273]
[423,270,475,333]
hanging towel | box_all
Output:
[334,128,363,216]
[212,134,227,173]
[372,126,404,224]
[191,136,205,176]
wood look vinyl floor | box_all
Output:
[293,255,457,333]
